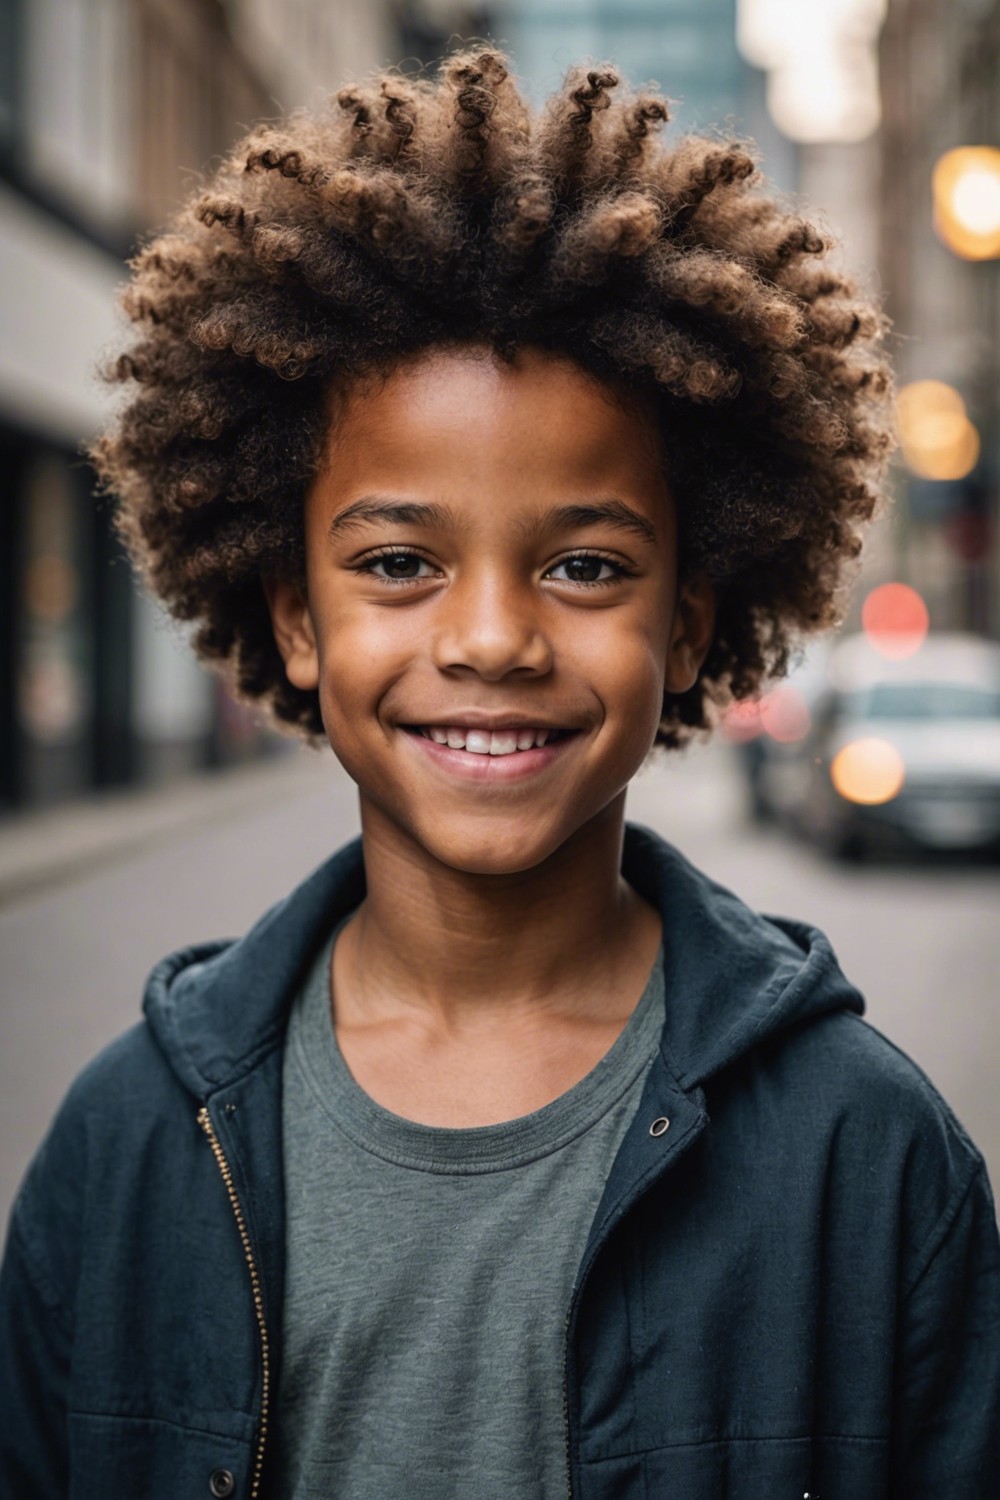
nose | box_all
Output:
[430,567,553,680]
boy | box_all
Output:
[1,49,998,1500]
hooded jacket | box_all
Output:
[1,823,998,1500]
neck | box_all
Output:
[343,794,655,1028]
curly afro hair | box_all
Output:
[90,47,894,748]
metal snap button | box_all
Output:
[649,1116,670,1137]
[209,1470,235,1498]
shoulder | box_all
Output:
[740,1006,992,1286]
[780,1004,983,1165]
[7,1020,196,1313]
[42,1016,184,1140]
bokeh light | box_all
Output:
[759,684,812,742]
[861,582,930,659]
[896,379,981,481]
[830,737,906,805]
[933,146,1000,260]
[736,0,885,144]
[721,698,763,742]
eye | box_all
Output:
[547,553,627,586]
[359,550,438,582]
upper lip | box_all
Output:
[403,714,577,732]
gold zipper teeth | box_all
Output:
[563,1306,573,1500]
[198,1106,270,1500]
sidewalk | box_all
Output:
[0,748,334,908]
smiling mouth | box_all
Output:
[403,726,576,756]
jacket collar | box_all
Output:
[143,822,863,1102]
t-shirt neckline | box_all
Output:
[288,913,666,1175]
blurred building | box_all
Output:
[497,0,797,190]
[727,1,999,643]
[8,0,992,814]
[0,0,482,811]
[879,0,1000,638]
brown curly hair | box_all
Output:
[90,48,894,748]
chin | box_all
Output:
[415,817,573,878]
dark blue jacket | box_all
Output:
[2,824,998,1499]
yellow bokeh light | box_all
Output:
[933,147,1000,260]
[896,380,965,435]
[906,418,980,481]
[952,169,1000,236]
[895,380,980,481]
[830,738,906,806]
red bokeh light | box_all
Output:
[759,685,811,743]
[861,583,930,660]
[721,699,763,742]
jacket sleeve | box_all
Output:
[891,1161,1000,1497]
[0,1204,72,1498]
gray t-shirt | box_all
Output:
[273,916,665,1500]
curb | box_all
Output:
[0,748,337,908]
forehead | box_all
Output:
[316,345,669,510]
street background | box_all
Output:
[2,0,999,1226]
[3,741,999,1230]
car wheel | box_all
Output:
[831,827,868,863]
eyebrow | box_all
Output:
[327,494,657,546]
[542,501,657,547]
[328,497,452,538]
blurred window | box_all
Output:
[22,0,132,227]
[136,0,269,227]
[13,450,97,804]
[855,683,1000,720]
[0,0,20,143]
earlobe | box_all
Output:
[664,573,716,694]
[261,576,320,692]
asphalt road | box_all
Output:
[2,741,998,1231]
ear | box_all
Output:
[664,572,716,694]
[261,576,320,692]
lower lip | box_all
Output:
[401,729,580,783]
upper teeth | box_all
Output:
[423,727,555,754]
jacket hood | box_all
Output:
[142,822,864,1102]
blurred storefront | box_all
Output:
[4,0,995,813]
[0,0,478,810]
[879,0,1000,639]
[746,0,999,644]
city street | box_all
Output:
[2,742,999,1230]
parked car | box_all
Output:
[772,632,1000,859]
[729,641,832,825]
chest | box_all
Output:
[334,1014,632,1126]
[68,1055,909,1500]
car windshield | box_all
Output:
[856,682,1000,720]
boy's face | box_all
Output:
[266,346,715,875]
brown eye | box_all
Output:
[382,553,423,578]
[566,557,602,582]
[363,551,434,581]
[549,555,622,584]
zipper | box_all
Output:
[197,1105,271,1500]
[560,1101,701,1500]
[563,1306,574,1500]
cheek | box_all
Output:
[312,594,416,728]
[611,636,670,753]
[570,598,671,713]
